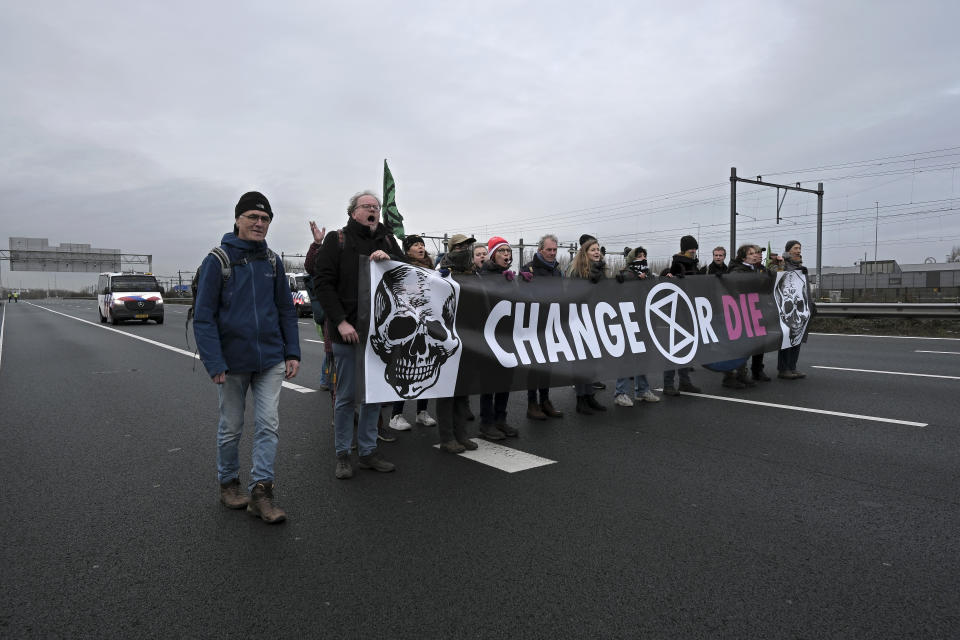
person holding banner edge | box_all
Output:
[313,190,405,479]
[568,235,609,414]
[777,240,809,380]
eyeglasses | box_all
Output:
[241,213,271,223]
[356,203,381,212]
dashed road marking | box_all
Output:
[915,350,960,355]
[432,439,557,473]
[812,332,960,341]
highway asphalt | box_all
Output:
[1,299,958,639]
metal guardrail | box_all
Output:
[816,303,960,318]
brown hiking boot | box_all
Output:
[440,440,466,454]
[526,401,547,421]
[247,481,286,524]
[457,438,479,450]
[540,399,563,418]
[219,478,249,509]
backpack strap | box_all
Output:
[210,246,231,282]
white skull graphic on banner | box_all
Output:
[370,265,460,398]
[774,270,811,347]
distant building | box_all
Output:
[818,260,960,302]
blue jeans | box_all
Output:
[217,362,284,489]
[634,375,651,395]
[615,377,632,396]
[332,342,379,457]
[663,368,692,387]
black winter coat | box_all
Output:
[669,253,700,277]
[521,253,563,278]
[313,217,404,343]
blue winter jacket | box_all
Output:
[193,233,301,377]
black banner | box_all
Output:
[359,261,809,403]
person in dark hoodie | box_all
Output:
[313,190,405,480]
[612,247,660,405]
[568,235,608,414]
[663,235,701,396]
[520,234,564,420]
[194,191,301,524]
[387,234,439,431]
[475,236,521,440]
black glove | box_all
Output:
[615,273,625,283]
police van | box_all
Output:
[288,272,313,318]
[97,272,164,325]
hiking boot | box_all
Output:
[791,370,807,379]
[540,399,563,418]
[575,395,594,415]
[377,425,398,442]
[219,478,249,509]
[662,386,680,397]
[527,402,547,420]
[358,452,395,472]
[636,390,660,403]
[752,369,772,382]
[496,422,519,437]
[585,394,607,411]
[247,481,286,524]
[440,440,466,454]
[722,374,746,389]
[479,425,506,440]
[778,370,799,380]
[457,438,479,450]
[416,410,438,426]
[335,454,353,479]
[592,381,607,390]
[614,393,634,407]
[389,414,412,431]
[678,381,701,393]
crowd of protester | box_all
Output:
[304,190,811,480]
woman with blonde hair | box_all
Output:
[568,234,607,414]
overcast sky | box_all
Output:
[2,0,959,290]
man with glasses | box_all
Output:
[194,191,301,523]
[313,190,404,479]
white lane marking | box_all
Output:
[0,304,6,373]
[672,390,927,427]
[811,365,960,381]
[304,339,325,344]
[915,350,960,355]
[432,439,557,473]
[811,332,960,341]
[26,302,316,393]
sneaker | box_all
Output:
[614,393,634,407]
[678,381,701,393]
[479,425,506,440]
[592,381,607,390]
[377,425,398,442]
[389,414,412,431]
[335,455,353,479]
[637,390,660,403]
[219,478,249,509]
[416,410,437,426]
[778,371,799,380]
[358,452,396,472]
[439,440,466,454]
[247,481,286,524]
[662,386,680,397]
[496,422,519,437]
[791,370,807,379]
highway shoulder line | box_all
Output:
[811,332,960,341]
[665,389,927,427]
[26,302,315,393]
[812,365,960,381]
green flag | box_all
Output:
[382,159,405,240]
[765,241,773,270]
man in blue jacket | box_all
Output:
[194,191,301,523]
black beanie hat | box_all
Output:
[403,235,425,253]
[579,234,597,247]
[680,235,698,252]
[235,191,273,219]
